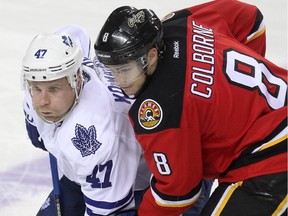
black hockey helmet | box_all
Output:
[94,6,163,65]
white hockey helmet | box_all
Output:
[22,33,82,88]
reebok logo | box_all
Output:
[173,41,180,58]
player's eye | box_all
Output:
[47,87,61,93]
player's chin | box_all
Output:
[119,84,130,91]
[40,113,60,122]
[121,87,136,97]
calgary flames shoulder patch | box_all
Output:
[138,99,163,130]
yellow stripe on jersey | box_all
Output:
[152,188,201,208]
[211,181,243,216]
[155,197,199,208]
[245,19,266,44]
[259,134,287,152]
[272,195,288,216]
[252,126,287,154]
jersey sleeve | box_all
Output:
[128,50,205,214]
[78,145,139,215]
[134,109,204,215]
[24,119,46,151]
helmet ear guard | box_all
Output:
[94,6,163,66]
[22,33,83,89]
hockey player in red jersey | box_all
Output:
[94,0,287,215]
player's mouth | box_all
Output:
[40,112,53,117]
[120,84,133,90]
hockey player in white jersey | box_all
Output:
[22,27,144,215]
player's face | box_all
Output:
[106,60,146,96]
[28,77,76,122]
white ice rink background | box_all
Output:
[0,0,287,215]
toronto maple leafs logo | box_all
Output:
[71,124,102,157]
[62,35,73,47]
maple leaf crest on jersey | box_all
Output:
[71,123,102,157]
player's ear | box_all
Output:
[148,48,158,64]
[147,48,158,75]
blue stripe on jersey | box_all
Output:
[82,57,94,69]
[84,188,133,214]
[86,209,102,216]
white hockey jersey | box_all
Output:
[24,62,143,215]
[23,25,149,215]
